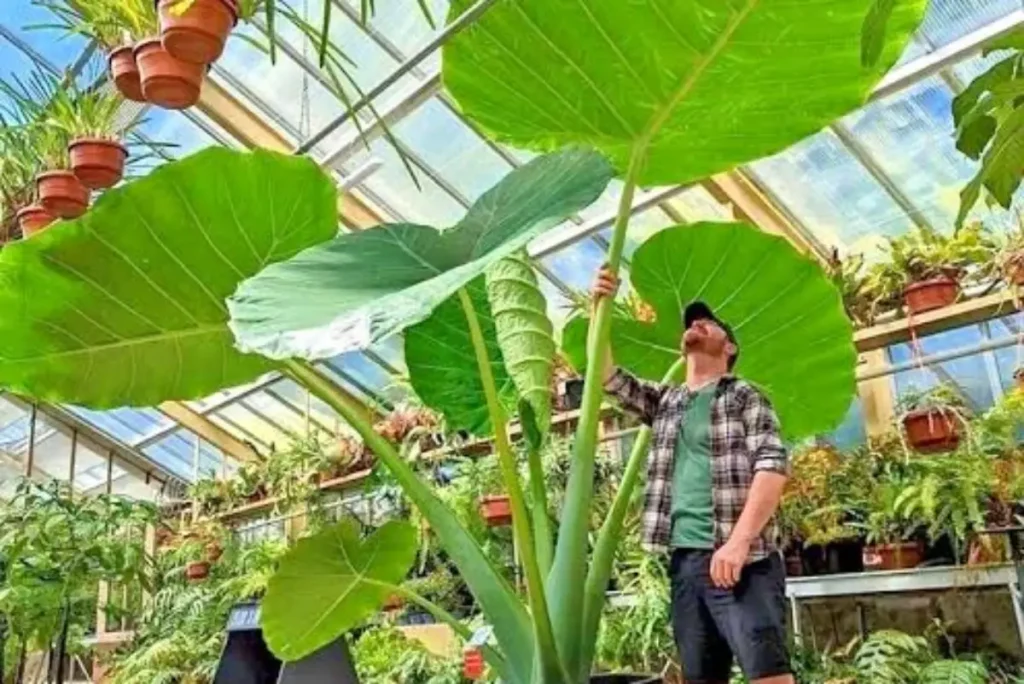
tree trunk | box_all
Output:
[53,599,70,684]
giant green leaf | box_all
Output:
[228,148,614,360]
[563,223,856,440]
[442,0,927,186]
[405,277,517,435]
[0,148,338,407]
[261,519,417,662]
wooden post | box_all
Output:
[24,404,36,477]
[858,350,896,438]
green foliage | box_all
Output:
[261,519,418,661]
[351,626,464,684]
[106,537,287,684]
[485,251,556,440]
[229,148,614,361]
[0,479,156,660]
[0,147,339,408]
[952,31,1024,227]
[31,0,157,46]
[563,223,857,440]
[895,383,970,418]
[406,278,517,436]
[864,224,998,311]
[443,0,926,186]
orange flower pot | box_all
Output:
[16,204,56,237]
[135,38,205,110]
[864,542,923,571]
[185,560,210,581]
[36,171,89,219]
[69,138,128,189]
[479,495,513,527]
[159,0,238,64]
[108,46,145,102]
[902,408,960,453]
[903,276,959,315]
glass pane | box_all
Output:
[69,407,173,445]
[750,130,914,257]
[917,0,1020,49]
[1,0,89,68]
[32,417,73,481]
[827,398,867,450]
[889,324,996,412]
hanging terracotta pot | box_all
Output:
[1004,251,1024,286]
[36,171,89,219]
[158,0,238,65]
[479,494,513,527]
[69,138,128,190]
[903,276,959,315]
[16,204,56,237]
[864,541,923,571]
[185,560,210,581]
[108,46,145,102]
[902,408,960,453]
[382,593,405,610]
[135,38,205,110]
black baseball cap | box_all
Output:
[683,301,739,370]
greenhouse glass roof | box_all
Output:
[0,0,1022,494]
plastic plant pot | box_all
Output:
[108,46,145,102]
[479,494,513,527]
[16,204,56,237]
[135,38,205,110]
[902,408,960,453]
[36,171,89,219]
[902,276,959,315]
[69,138,128,189]
[158,0,238,65]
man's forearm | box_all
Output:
[729,471,787,546]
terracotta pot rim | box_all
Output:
[133,37,165,54]
[69,137,127,153]
[903,275,959,293]
[870,541,921,551]
[481,494,510,502]
[903,407,958,420]
[15,204,52,218]
[36,170,80,181]
[108,44,136,60]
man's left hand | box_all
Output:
[709,538,750,589]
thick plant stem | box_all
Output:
[576,359,685,678]
[547,149,645,676]
[526,439,554,576]
[457,289,566,684]
[283,359,535,684]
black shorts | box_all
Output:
[668,548,791,682]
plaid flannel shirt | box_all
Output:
[605,368,788,561]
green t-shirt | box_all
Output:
[670,384,716,549]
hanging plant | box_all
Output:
[479,494,513,528]
[158,0,239,65]
[896,384,970,453]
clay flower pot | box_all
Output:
[108,46,145,102]
[36,171,89,219]
[135,38,205,110]
[382,593,405,610]
[69,138,128,189]
[902,408,960,453]
[903,276,960,315]
[1004,250,1024,286]
[863,541,923,571]
[16,204,56,237]
[159,0,238,64]
[185,560,210,581]
[479,494,513,527]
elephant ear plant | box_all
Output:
[0,0,927,680]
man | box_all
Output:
[592,267,792,684]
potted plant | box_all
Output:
[0,124,53,239]
[865,224,996,316]
[50,86,133,190]
[157,0,239,65]
[896,384,969,453]
[234,460,270,504]
[859,479,923,571]
[992,217,1024,287]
